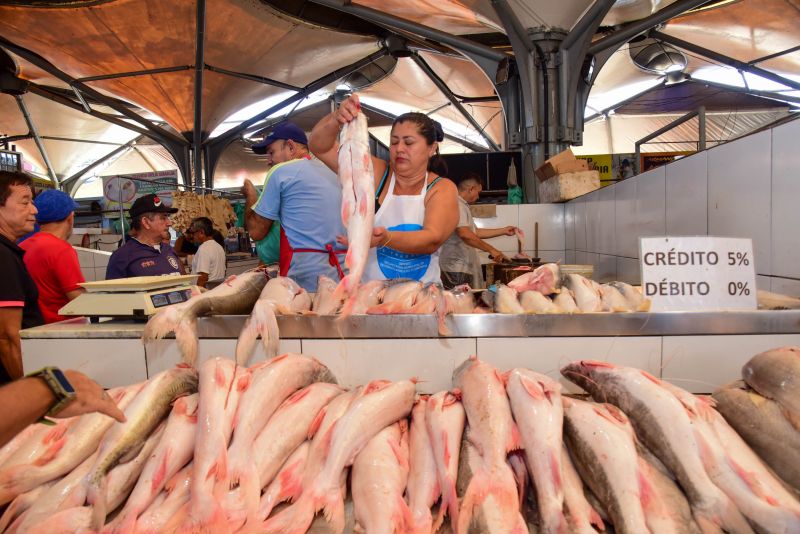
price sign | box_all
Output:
[640,237,757,311]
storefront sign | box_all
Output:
[640,236,757,311]
[102,170,178,218]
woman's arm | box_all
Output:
[370,178,459,255]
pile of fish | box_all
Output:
[3,347,799,533]
[493,264,651,314]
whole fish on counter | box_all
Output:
[425,390,465,531]
[406,397,439,533]
[443,284,476,314]
[236,276,312,364]
[333,111,375,317]
[0,479,56,532]
[351,422,412,534]
[519,289,561,314]
[136,464,192,534]
[505,369,567,534]
[609,281,651,311]
[560,444,605,534]
[143,270,268,366]
[264,379,415,534]
[258,441,311,522]
[742,346,800,429]
[453,357,527,534]
[85,366,197,529]
[713,380,800,490]
[599,283,633,312]
[495,283,524,314]
[563,274,603,312]
[562,360,752,533]
[312,275,345,315]
[349,279,386,314]
[507,263,561,295]
[367,280,423,314]
[553,289,580,313]
[408,283,449,335]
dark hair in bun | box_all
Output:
[392,112,447,175]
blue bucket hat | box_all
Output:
[251,122,308,154]
[34,189,79,224]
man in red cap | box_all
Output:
[105,193,185,279]
[20,189,86,323]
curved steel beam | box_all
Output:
[15,95,58,185]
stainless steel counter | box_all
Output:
[20,310,800,339]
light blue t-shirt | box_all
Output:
[253,158,346,292]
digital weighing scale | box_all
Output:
[59,275,200,321]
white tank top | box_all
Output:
[363,172,441,284]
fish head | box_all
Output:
[560,360,616,396]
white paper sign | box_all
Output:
[640,236,757,311]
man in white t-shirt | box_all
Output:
[188,217,226,287]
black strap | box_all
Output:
[426,176,443,191]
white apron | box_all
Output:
[363,173,441,283]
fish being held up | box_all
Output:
[333,111,375,317]
[143,270,268,366]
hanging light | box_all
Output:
[629,38,687,76]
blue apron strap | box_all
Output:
[426,176,443,191]
[375,164,390,199]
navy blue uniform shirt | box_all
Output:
[105,237,183,280]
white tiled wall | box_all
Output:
[565,120,800,292]
[75,246,111,282]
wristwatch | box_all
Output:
[26,367,77,416]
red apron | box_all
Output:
[278,227,347,280]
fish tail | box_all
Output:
[261,493,316,534]
[143,305,185,341]
[174,314,199,367]
[236,469,261,525]
[87,475,109,531]
[440,475,460,529]
[320,487,346,534]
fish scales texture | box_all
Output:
[713,380,800,490]
[189,357,246,531]
[742,346,800,430]
[406,397,439,534]
[658,379,800,533]
[453,357,527,534]
[506,369,567,534]
[0,384,141,506]
[105,392,199,533]
[560,444,605,533]
[352,422,412,534]
[425,391,465,531]
[335,111,375,316]
[143,271,268,366]
[561,360,752,533]
[86,367,197,528]
[263,380,415,534]
[562,398,649,534]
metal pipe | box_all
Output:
[41,136,124,146]
[70,85,91,113]
[748,44,800,65]
[207,48,389,150]
[562,0,616,51]
[193,0,207,189]
[309,0,505,62]
[634,107,705,165]
[15,95,58,185]
[75,65,192,83]
[61,136,143,191]
[651,30,800,92]
[698,106,706,151]
[588,0,713,56]
[693,77,800,105]
[411,53,501,151]
[204,64,300,92]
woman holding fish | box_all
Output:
[310,93,459,285]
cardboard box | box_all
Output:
[537,170,600,203]
[535,148,589,181]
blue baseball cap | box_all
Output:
[251,122,308,154]
[34,189,79,224]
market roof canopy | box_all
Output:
[0,0,797,189]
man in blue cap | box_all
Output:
[20,188,86,324]
[241,122,346,291]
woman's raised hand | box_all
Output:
[336,94,361,125]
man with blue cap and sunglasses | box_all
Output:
[20,189,86,324]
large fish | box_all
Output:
[106,393,199,533]
[0,383,141,505]
[349,279,385,314]
[406,397,439,534]
[564,274,603,312]
[143,270,268,366]
[86,366,197,529]
[599,284,633,312]
[453,357,526,534]
[333,111,375,317]
[562,398,649,534]
[519,290,560,314]
[742,346,800,429]
[505,369,567,534]
[235,277,312,364]
[495,284,524,314]
[0,424,39,469]
[0,479,56,532]
[264,380,415,534]
[561,360,752,533]
[425,390,465,531]
[443,284,476,314]
[637,447,699,534]
[561,444,605,534]
[226,355,337,520]
[553,290,580,314]
[136,464,192,534]
[713,380,800,490]
[258,441,310,521]
[367,280,423,314]
[189,357,247,531]
[312,275,344,315]
[408,283,449,335]
[507,263,561,295]
[352,422,412,533]
[659,380,800,533]
[0,418,78,479]
[609,281,651,311]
